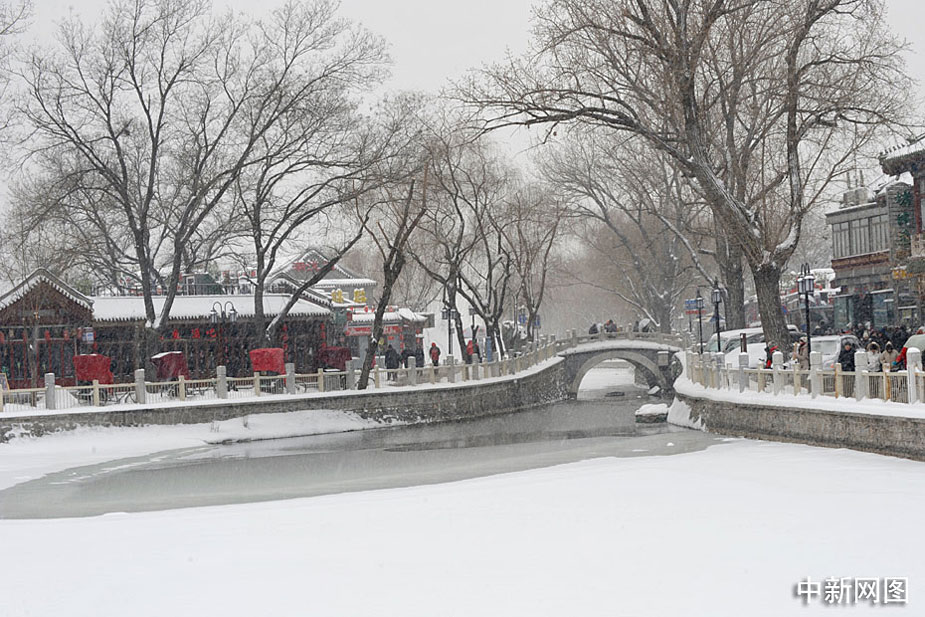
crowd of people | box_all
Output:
[381,338,484,381]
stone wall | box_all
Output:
[677,393,925,461]
[1,360,571,442]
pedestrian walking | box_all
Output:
[429,342,441,367]
[384,345,400,381]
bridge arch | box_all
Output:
[567,349,664,396]
[557,339,683,398]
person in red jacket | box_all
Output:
[429,342,441,367]
[764,344,779,369]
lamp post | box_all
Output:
[696,290,705,355]
[210,301,238,371]
[711,279,723,354]
[798,263,815,355]
[441,306,458,356]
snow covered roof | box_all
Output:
[91,294,329,322]
[311,278,378,289]
[880,136,925,175]
[0,268,93,312]
[349,308,427,324]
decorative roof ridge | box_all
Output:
[0,268,94,312]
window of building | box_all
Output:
[832,221,849,258]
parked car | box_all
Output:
[720,326,802,368]
[814,335,862,370]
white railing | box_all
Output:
[685,347,925,406]
[0,333,577,414]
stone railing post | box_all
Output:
[429,362,436,384]
[178,375,187,401]
[771,351,784,395]
[571,329,578,347]
[809,351,822,399]
[713,352,724,389]
[854,351,869,400]
[44,372,56,410]
[376,355,384,388]
[907,348,921,404]
[317,368,325,393]
[446,355,456,383]
[409,356,418,386]
[92,379,101,406]
[344,360,355,391]
[284,363,295,394]
[135,368,147,404]
[738,352,749,393]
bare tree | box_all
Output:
[408,113,511,360]
[542,130,712,332]
[499,183,565,341]
[356,177,430,389]
[17,0,386,355]
[464,0,912,349]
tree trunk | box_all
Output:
[454,313,468,362]
[358,262,402,390]
[752,263,790,351]
[657,304,673,334]
[717,230,746,330]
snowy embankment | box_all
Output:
[0,409,385,491]
[2,440,925,616]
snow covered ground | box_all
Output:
[2,406,924,615]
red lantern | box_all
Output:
[172,329,180,340]
[192,328,201,339]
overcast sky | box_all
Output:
[28,0,925,94]
[24,0,925,171]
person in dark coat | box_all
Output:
[837,341,856,372]
[414,346,425,368]
[401,347,413,368]
[385,345,400,381]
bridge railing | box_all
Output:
[684,348,925,406]
[552,328,687,351]
[0,336,566,415]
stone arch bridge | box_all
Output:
[556,333,685,397]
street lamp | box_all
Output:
[210,301,238,371]
[696,290,705,355]
[441,305,458,356]
[798,263,815,355]
[711,279,723,354]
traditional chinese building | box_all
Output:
[0,269,331,386]
[880,139,925,324]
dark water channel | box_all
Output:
[0,367,723,519]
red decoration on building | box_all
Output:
[192,328,201,339]
[172,329,180,339]
[44,330,51,342]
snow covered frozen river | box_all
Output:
[0,366,712,518]
[2,365,925,616]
